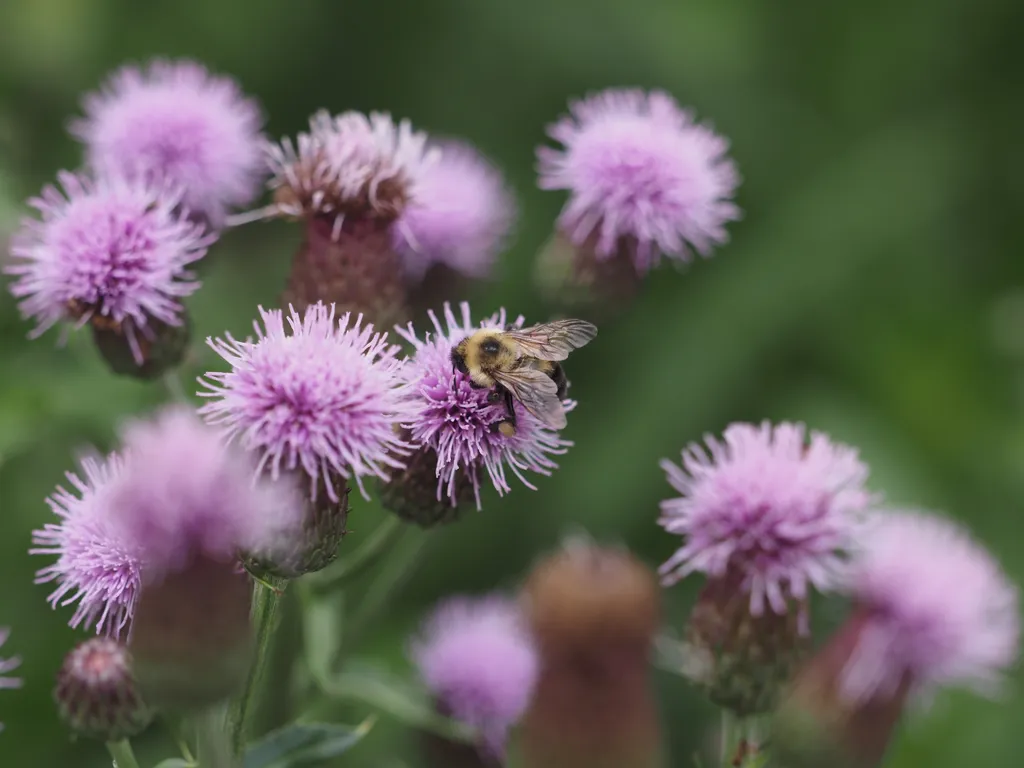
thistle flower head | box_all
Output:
[55,637,151,741]
[658,422,873,615]
[31,454,141,637]
[5,171,211,359]
[395,301,573,509]
[0,629,21,733]
[200,302,414,500]
[411,595,538,756]
[260,109,437,231]
[394,140,516,279]
[104,405,303,578]
[71,59,265,226]
[537,88,740,272]
[840,510,1020,703]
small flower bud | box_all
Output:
[90,312,191,380]
[681,569,807,716]
[379,440,474,528]
[129,555,254,713]
[55,637,152,742]
[516,541,666,768]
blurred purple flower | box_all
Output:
[658,422,873,616]
[410,595,538,755]
[31,454,141,637]
[252,109,438,232]
[840,510,1020,703]
[394,140,516,279]
[537,88,740,272]
[199,302,414,500]
[104,406,303,578]
[71,59,265,226]
[0,628,21,733]
[395,301,573,508]
[5,171,212,362]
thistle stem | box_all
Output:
[197,706,236,768]
[228,576,287,755]
[307,514,405,592]
[105,739,141,768]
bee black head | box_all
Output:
[450,347,469,374]
[480,338,501,356]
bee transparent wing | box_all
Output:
[503,319,598,362]
[492,367,568,430]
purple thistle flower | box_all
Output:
[104,405,303,578]
[839,510,1020,703]
[249,109,438,233]
[395,302,573,508]
[199,302,414,501]
[5,171,212,362]
[658,422,873,616]
[70,59,266,227]
[537,88,741,272]
[31,453,141,637]
[410,595,538,756]
[394,140,516,279]
[0,628,22,733]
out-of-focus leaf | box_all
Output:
[243,718,373,768]
[318,661,474,744]
[303,590,344,684]
[152,759,195,768]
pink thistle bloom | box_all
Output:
[658,422,873,616]
[0,628,22,733]
[104,406,303,579]
[30,453,141,637]
[395,302,573,508]
[839,510,1020,703]
[245,109,438,234]
[537,88,740,273]
[71,59,266,227]
[410,595,538,756]
[4,171,212,362]
[199,302,415,501]
[394,140,516,279]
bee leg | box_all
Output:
[498,388,517,437]
[486,388,504,404]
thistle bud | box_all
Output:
[90,312,191,380]
[129,555,255,713]
[378,440,474,528]
[534,232,642,321]
[516,541,666,768]
[55,637,152,741]
[682,569,807,716]
[245,473,351,578]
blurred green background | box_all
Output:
[2,0,1024,765]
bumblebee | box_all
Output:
[450,318,598,436]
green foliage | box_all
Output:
[1,0,1023,765]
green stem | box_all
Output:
[196,706,236,768]
[340,526,430,658]
[307,514,405,592]
[228,576,287,756]
[105,739,141,768]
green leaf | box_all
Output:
[152,759,195,768]
[243,718,374,768]
[318,662,474,743]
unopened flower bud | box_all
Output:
[90,312,191,380]
[516,541,666,768]
[379,439,474,528]
[55,637,152,741]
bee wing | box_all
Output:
[491,367,568,430]
[503,319,598,361]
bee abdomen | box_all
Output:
[550,363,569,400]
